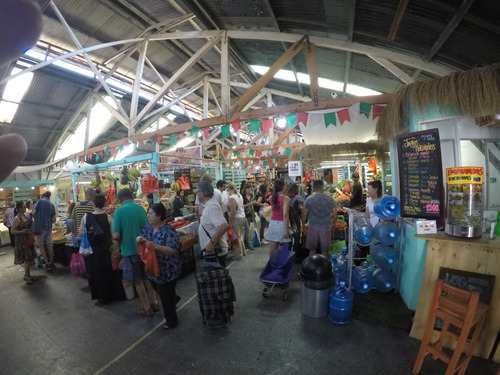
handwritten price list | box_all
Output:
[397,129,444,218]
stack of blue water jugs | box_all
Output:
[351,195,401,294]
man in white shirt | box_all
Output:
[215,180,228,216]
[195,175,223,220]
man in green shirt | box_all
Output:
[112,188,159,316]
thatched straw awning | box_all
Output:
[289,141,388,167]
[376,62,500,140]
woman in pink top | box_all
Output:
[265,179,290,252]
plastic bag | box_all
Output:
[142,175,159,194]
[110,240,122,270]
[138,242,160,277]
[107,184,116,205]
[79,215,93,256]
[70,253,86,277]
[176,174,191,191]
[227,228,239,246]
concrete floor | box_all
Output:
[0,244,498,375]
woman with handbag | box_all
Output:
[254,184,269,245]
[11,201,38,284]
[227,182,246,260]
[80,194,125,304]
[136,203,181,330]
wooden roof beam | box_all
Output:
[388,0,410,41]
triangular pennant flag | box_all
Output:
[190,126,200,137]
[221,123,231,138]
[119,144,124,152]
[262,119,273,133]
[338,108,351,125]
[95,152,100,162]
[255,150,262,157]
[132,142,137,151]
[99,150,104,158]
[324,112,337,128]
[274,146,280,154]
[231,118,240,132]
[249,120,261,133]
[104,146,110,154]
[110,147,115,156]
[169,135,177,147]
[201,127,209,139]
[154,133,162,144]
[177,132,185,140]
[233,150,239,156]
[373,105,384,119]
[285,148,292,156]
[360,102,372,118]
[297,111,309,127]
[286,111,297,128]
[222,150,229,159]
[249,149,255,156]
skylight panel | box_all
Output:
[0,67,34,123]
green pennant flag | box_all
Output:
[190,125,200,137]
[285,148,292,156]
[230,162,234,167]
[221,124,231,138]
[169,135,177,147]
[286,112,297,128]
[249,149,255,156]
[282,163,286,168]
[233,150,239,156]
[133,142,137,150]
[219,154,224,160]
[324,112,337,128]
[263,160,268,165]
[360,102,372,118]
[249,120,261,133]
[104,146,110,154]
[77,156,81,164]
[150,135,155,143]
[120,144,124,152]
[95,152,100,161]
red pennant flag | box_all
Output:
[372,105,384,119]
[255,150,261,157]
[274,146,280,154]
[262,119,273,133]
[337,108,351,125]
[201,127,209,139]
[99,150,104,158]
[110,147,115,156]
[297,111,309,127]
[155,134,162,144]
[222,150,229,159]
[231,118,241,132]
[177,132,185,140]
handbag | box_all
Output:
[70,252,87,277]
[137,242,160,277]
[201,225,223,255]
[79,215,93,256]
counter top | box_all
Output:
[414,231,500,248]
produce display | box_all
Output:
[178,232,199,252]
[52,221,67,242]
[168,219,191,229]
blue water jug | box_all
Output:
[372,267,396,292]
[329,281,353,325]
[371,244,399,270]
[331,254,347,286]
[373,221,400,245]
[352,214,374,244]
[351,266,374,294]
[338,247,348,264]
[374,195,400,219]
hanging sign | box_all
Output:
[288,161,302,177]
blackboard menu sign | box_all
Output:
[397,128,444,219]
[439,267,495,305]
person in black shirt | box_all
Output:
[349,172,363,210]
[172,191,185,218]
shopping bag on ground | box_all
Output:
[138,242,160,277]
[70,253,86,277]
[253,229,261,247]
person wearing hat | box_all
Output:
[348,172,363,209]
[113,188,160,317]
[196,181,229,266]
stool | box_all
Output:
[413,279,489,375]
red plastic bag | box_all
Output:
[107,184,116,205]
[227,228,239,247]
[143,175,159,194]
[176,174,191,191]
[138,242,160,277]
[70,253,86,277]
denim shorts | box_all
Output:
[122,254,147,283]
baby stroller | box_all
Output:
[259,241,295,301]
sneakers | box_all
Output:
[260,239,269,245]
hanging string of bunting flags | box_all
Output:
[40,102,384,172]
